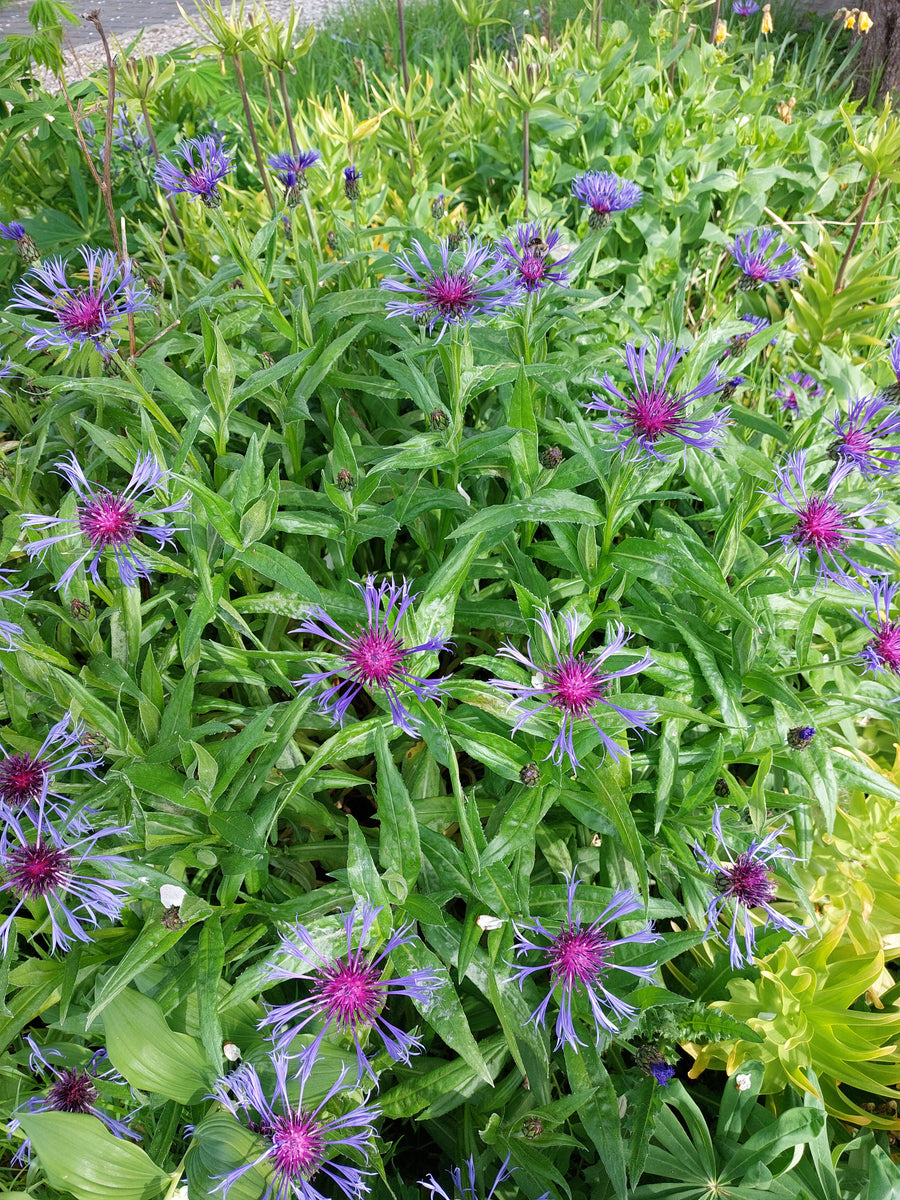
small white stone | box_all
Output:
[477,914,504,931]
[160,884,187,909]
[735,1073,753,1092]
[223,1042,242,1062]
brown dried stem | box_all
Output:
[233,52,276,208]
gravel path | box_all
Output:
[0,0,333,81]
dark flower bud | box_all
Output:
[200,190,223,210]
[229,277,245,290]
[787,725,816,750]
[260,351,274,368]
[145,274,163,295]
[336,468,355,492]
[540,446,563,470]
[286,184,304,207]
[344,166,361,202]
[161,905,184,930]
[522,1115,543,1139]
[714,777,730,797]
[635,1042,675,1086]
[18,234,40,266]
[70,598,92,620]
[429,408,449,431]
[720,376,745,400]
[447,220,468,251]
[431,193,446,221]
[519,761,541,786]
[327,230,339,253]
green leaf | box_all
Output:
[375,726,421,895]
[612,537,756,627]
[447,491,603,541]
[564,1041,628,1199]
[102,987,215,1103]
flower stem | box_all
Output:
[232,52,276,209]
[834,172,880,294]
[301,190,322,259]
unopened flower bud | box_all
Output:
[519,761,541,786]
[336,468,355,492]
[714,777,730,797]
[429,408,449,431]
[787,725,816,750]
[522,1115,543,1139]
[431,193,446,221]
[344,166,361,201]
[327,229,339,253]
[70,598,92,620]
[539,446,563,470]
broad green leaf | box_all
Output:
[102,987,215,1103]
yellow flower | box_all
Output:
[777,96,796,124]
[714,18,728,43]
[844,9,857,28]
[761,3,773,32]
[859,10,873,31]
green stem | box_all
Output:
[301,189,322,259]
[601,460,635,559]
[207,208,277,306]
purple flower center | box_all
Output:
[7,842,70,899]
[423,272,477,318]
[518,254,548,286]
[549,924,609,986]
[79,494,139,549]
[312,958,383,1028]
[792,497,847,550]
[48,1068,99,1113]
[0,753,47,806]
[870,621,900,673]
[741,256,772,281]
[834,428,872,458]
[545,656,606,716]
[266,1111,326,1179]
[57,290,109,338]
[346,627,405,686]
[624,389,685,441]
[716,853,775,907]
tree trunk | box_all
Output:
[853,0,900,105]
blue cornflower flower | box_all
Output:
[489,609,656,772]
[0,710,102,830]
[586,337,728,465]
[729,227,804,290]
[155,135,233,208]
[509,871,659,1051]
[209,1055,379,1200]
[421,1157,550,1200]
[851,577,900,683]
[776,371,824,413]
[888,334,900,384]
[766,450,899,592]
[571,170,643,229]
[343,165,361,201]
[0,356,13,396]
[293,576,452,737]
[381,236,521,337]
[269,149,322,206]
[694,807,807,969]
[494,221,574,292]
[8,1038,139,1164]
[725,313,776,357]
[732,0,760,13]
[0,570,28,653]
[828,393,900,478]
[20,452,189,592]
[0,221,27,241]
[9,246,152,359]
[260,902,439,1081]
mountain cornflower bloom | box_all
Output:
[490,610,656,772]
[269,150,321,206]
[210,1054,378,1200]
[293,576,451,736]
[381,236,521,337]
[421,1156,550,1200]
[571,170,642,229]
[20,452,189,592]
[343,165,361,201]
[0,571,28,652]
[828,394,900,477]
[694,807,807,969]
[155,135,233,208]
[766,450,900,591]
[852,577,900,682]
[493,222,574,292]
[0,221,39,265]
[9,246,152,359]
[888,334,900,383]
[586,338,727,465]
[0,787,131,954]
[732,0,760,13]
[775,371,824,413]
[8,1038,138,1163]
[509,871,659,1050]
[720,374,746,400]
[260,902,439,1080]
[787,725,816,749]
[0,711,102,829]
[729,227,804,290]
[636,1044,675,1086]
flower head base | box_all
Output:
[0,221,40,265]
[260,902,439,1081]
[210,1054,378,1200]
[586,338,727,465]
[852,577,900,682]
[10,247,152,359]
[381,236,521,337]
[494,222,573,293]
[510,872,659,1050]
[766,450,899,592]
[694,808,806,968]
[0,570,29,653]
[420,1156,549,1200]
[571,170,642,229]
[786,725,816,750]
[343,165,361,202]
[490,610,656,773]
[269,150,322,206]
[0,711,102,827]
[21,452,189,592]
[293,576,451,736]
[155,136,233,208]
[775,371,824,413]
[729,227,804,290]
[829,394,900,477]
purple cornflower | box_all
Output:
[0,785,131,955]
[720,374,746,400]
[20,452,189,592]
[725,314,775,357]
[8,1038,138,1164]
[775,371,824,413]
[0,221,39,265]
[9,246,152,359]
[636,1044,675,1085]
[494,222,573,293]
[293,576,451,736]
[732,0,760,13]
[210,1054,378,1200]
[343,165,362,201]
[490,610,656,772]
[828,393,900,477]
[852,577,900,682]
[729,227,804,290]
[421,1156,550,1200]
[694,807,807,969]
[888,334,900,383]
[766,450,900,591]
[155,135,233,208]
[509,871,659,1050]
[586,338,727,465]
[269,150,322,206]
[0,570,28,652]
[0,711,102,828]
[571,170,643,230]
[381,236,521,337]
[260,902,439,1081]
